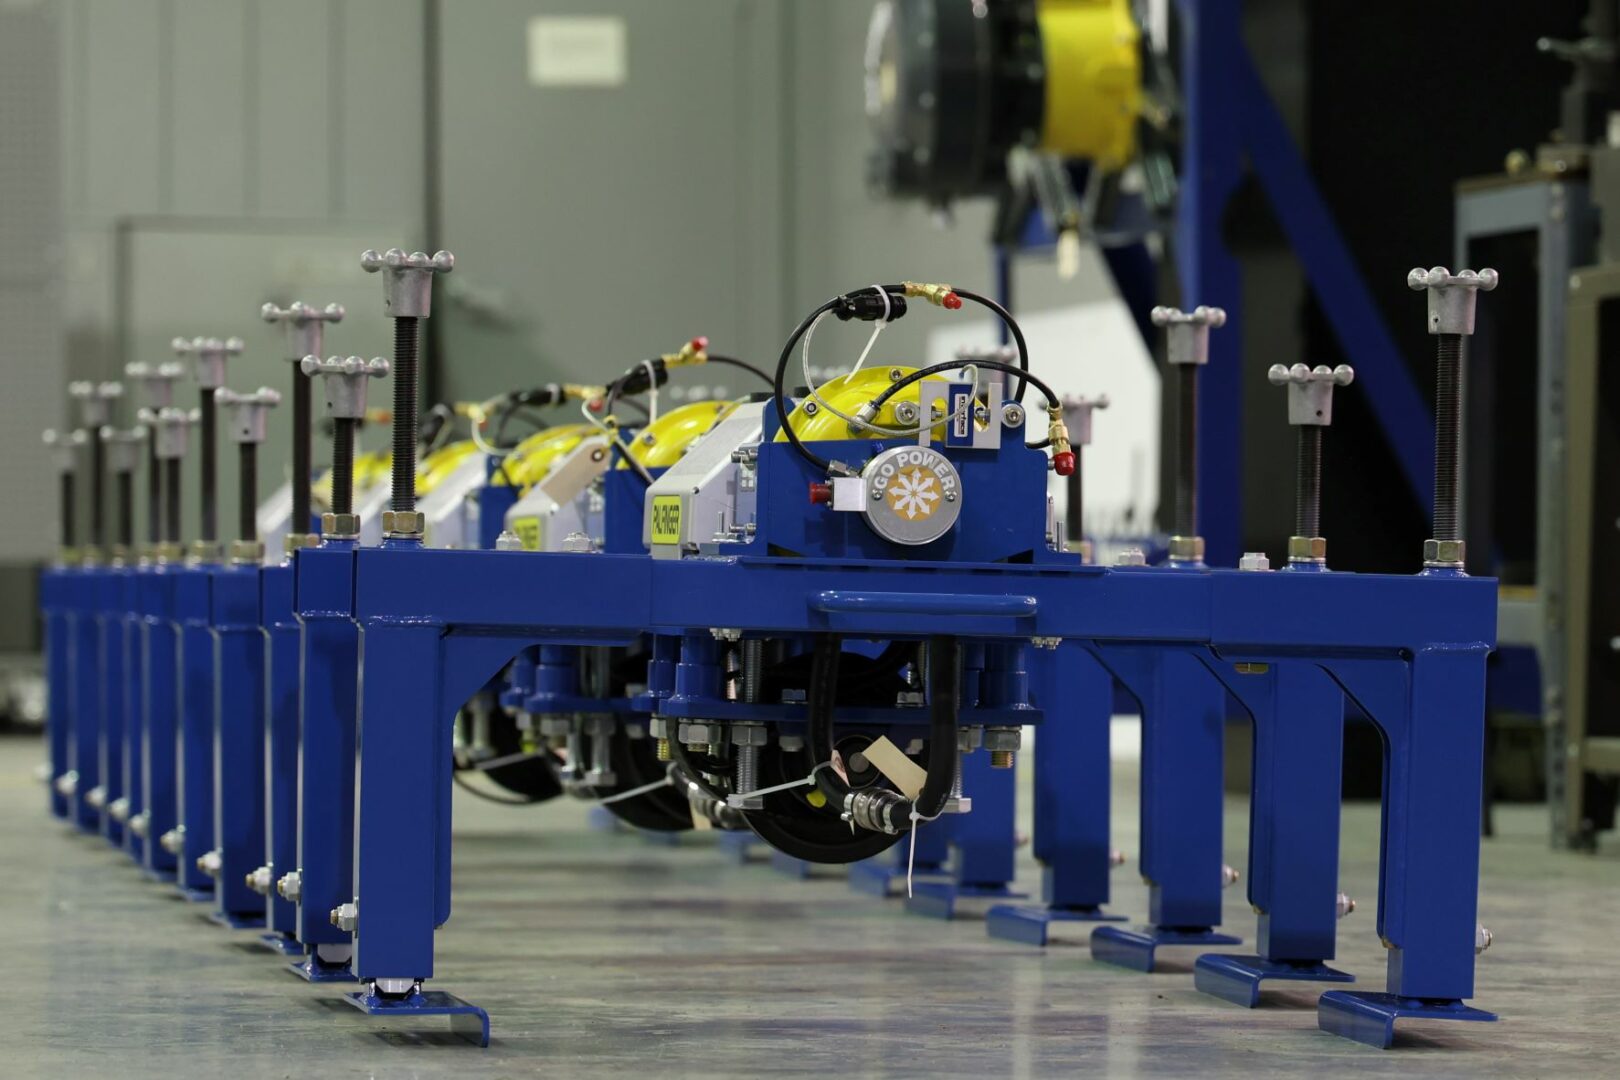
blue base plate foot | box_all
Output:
[1090,924,1242,972]
[1317,991,1497,1049]
[258,932,305,957]
[848,860,948,898]
[769,850,814,879]
[715,830,760,865]
[344,989,490,1047]
[639,828,681,846]
[985,903,1127,945]
[177,886,214,903]
[1194,953,1354,1006]
[288,955,357,983]
[207,909,266,930]
[903,880,1027,920]
[142,866,178,884]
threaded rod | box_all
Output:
[238,443,257,542]
[1174,365,1199,537]
[163,458,182,544]
[88,435,106,550]
[115,470,134,549]
[1433,334,1463,541]
[391,316,419,514]
[60,472,76,549]
[1295,426,1322,538]
[198,388,217,542]
[331,417,356,516]
[146,440,161,545]
[291,365,312,534]
[1066,445,1084,543]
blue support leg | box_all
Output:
[95,571,126,845]
[174,568,215,899]
[42,569,73,820]
[211,565,267,928]
[989,645,1123,945]
[849,819,949,897]
[69,570,104,832]
[139,569,180,880]
[1317,649,1498,1047]
[1091,648,1239,971]
[117,574,146,863]
[348,616,488,1044]
[261,562,303,952]
[290,543,359,981]
[1194,659,1352,1005]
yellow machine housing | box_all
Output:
[1037,0,1141,170]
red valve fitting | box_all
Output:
[1052,451,1076,476]
[808,482,832,506]
[942,292,962,310]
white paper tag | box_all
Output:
[690,804,713,831]
[527,16,627,88]
[861,736,927,800]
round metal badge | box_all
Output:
[861,444,962,546]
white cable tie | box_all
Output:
[728,759,835,804]
[596,774,675,805]
[849,285,891,374]
[905,801,947,897]
[641,359,660,422]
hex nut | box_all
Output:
[1115,548,1147,566]
[382,509,425,537]
[1288,535,1327,563]
[230,539,265,565]
[680,721,723,746]
[730,723,768,747]
[322,512,360,539]
[1168,535,1205,563]
[1423,538,1466,567]
[277,870,303,902]
[330,901,359,932]
[1238,551,1271,572]
[197,849,222,877]
[983,726,1022,752]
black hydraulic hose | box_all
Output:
[952,288,1030,404]
[772,298,845,474]
[869,358,1059,416]
[913,636,961,821]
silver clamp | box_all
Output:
[299,355,390,419]
[214,387,282,444]
[1405,267,1498,336]
[1150,305,1226,366]
[99,425,148,472]
[172,336,245,390]
[359,248,454,318]
[69,380,123,427]
[261,301,345,361]
[43,428,88,473]
[152,407,199,460]
[125,361,185,409]
[1266,363,1354,426]
[1061,394,1110,446]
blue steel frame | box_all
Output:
[262,559,306,955]
[138,561,182,880]
[211,562,269,927]
[175,565,217,899]
[333,411,1498,1049]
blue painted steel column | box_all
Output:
[96,567,127,845]
[119,568,148,861]
[213,563,268,923]
[950,749,1016,888]
[294,541,360,956]
[41,566,72,819]
[1032,643,1114,911]
[352,618,448,982]
[263,561,302,940]
[69,567,106,831]
[1175,0,1245,568]
[175,566,216,895]
[140,565,181,877]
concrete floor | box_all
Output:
[3,734,1616,1080]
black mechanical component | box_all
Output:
[163,457,182,545]
[146,436,161,546]
[237,442,257,542]
[1174,362,1198,538]
[291,366,312,537]
[865,0,1044,204]
[198,386,217,543]
[330,417,357,517]
[1295,425,1323,539]
[1433,334,1463,543]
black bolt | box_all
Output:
[237,442,257,543]
[331,417,356,517]
[1295,425,1322,538]
[1433,334,1463,541]
[199,387,217,543]
[163,457,182,544]
[391,316,419,515]
[291,365,312,536]
[1174,365,1198,537]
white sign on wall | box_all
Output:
[527,15,627,88]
